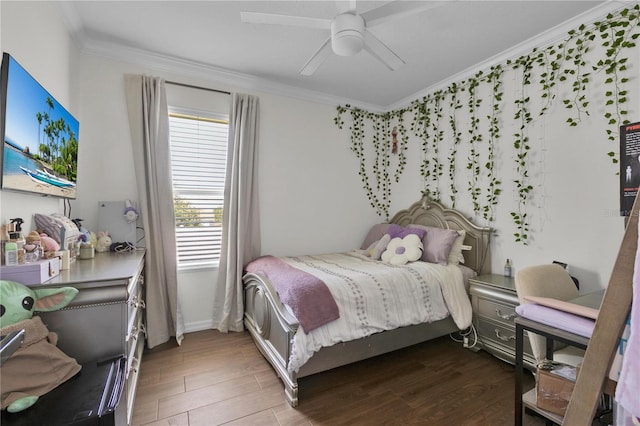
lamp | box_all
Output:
[331,13,364,56]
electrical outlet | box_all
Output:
[463,336,469,348]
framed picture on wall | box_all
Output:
[620,121,640,216]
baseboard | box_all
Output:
[183,319,214,333]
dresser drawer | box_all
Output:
[476,297,518,326]
[127,283,144,334]
[126,307,144,378]
[127,274,145,322]
[476,317,535,365]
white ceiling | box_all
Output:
[60,0,615,109]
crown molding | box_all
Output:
[56,2,384,112]
[387,1,634,111]
[57,1,630,114]
[86,37,385,112]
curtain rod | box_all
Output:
[166,80,231,95]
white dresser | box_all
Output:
[37,250,145,426]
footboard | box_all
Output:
[243,272,300,406]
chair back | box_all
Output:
[515,264,580,361]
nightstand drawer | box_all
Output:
[476,317,535,360]
[476,297,518,326]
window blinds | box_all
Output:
[169,113,228,268]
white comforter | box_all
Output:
[281,251,472,373]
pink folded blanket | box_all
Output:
[245,255,340,333]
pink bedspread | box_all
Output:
[245,255,340,333]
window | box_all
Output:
[168,109,229,269]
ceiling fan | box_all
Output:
[240,1,444,76]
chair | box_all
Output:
[515,264,585,367]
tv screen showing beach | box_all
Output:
[1,53,79,199]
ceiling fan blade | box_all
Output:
[362,30,405,71]
[299,38,333,76]
[361,0,448,28]
[240,11,331,30]
[335,0,357,15]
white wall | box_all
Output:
[2,1,638,331]
[68,47,377,331]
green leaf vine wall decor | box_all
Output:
[447,83,464,208]
[334,106,410,220]
[467,72,483,216]
[334,4,639,242]
[483,64,503,222]
[509,54,534,244]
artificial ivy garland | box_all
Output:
[334,5,639,241]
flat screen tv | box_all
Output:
[0,52,79,199]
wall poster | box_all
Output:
[620,121,640,216]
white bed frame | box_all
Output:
[243,198,491,406]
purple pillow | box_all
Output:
[387,224,426,240]
[408,224,458,265]
[360,223,392,250]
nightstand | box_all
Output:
[469,274,536,370]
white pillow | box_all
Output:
[448,230,466,265]
[381,234,424,265]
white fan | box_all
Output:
[241,1,444,76]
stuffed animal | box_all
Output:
[72,218,92,245]
[23,231,43,260]
[89,231,98,248]
[95,231,112,252]
[26,231,61,253]
[39,233,60,253]
[0,280,81,413]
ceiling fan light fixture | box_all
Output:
[331,13,364,56]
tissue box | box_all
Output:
[0,258,61,285]
[536,361,577,416]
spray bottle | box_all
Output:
[504,258,512,277]
[9,218,25,263]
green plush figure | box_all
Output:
[0,280,81,413]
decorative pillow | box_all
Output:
[448,230,467,265]
[387,224,427,240]
[33,214,79,244]
[360,223,391,250]
[370,234,391,260]
[407,224,459,265]
[381,234,424,265]
[365,239,378,254]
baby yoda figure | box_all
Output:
[0,280,82,413]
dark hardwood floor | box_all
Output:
[132,329,546,425]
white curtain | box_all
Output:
[213,93,261,332]
[124,74,184,348]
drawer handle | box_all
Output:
[494,329,516,342]
[130,356,140,374]
[495,308,516,321]
[129,297,146,309]
[126,326,138,342]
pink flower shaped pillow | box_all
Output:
[381,234,424,265]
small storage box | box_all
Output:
[536,360,577,416]
[0,258,61,285]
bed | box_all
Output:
[243,198,491,407]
